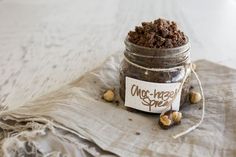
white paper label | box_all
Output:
[125,77,182,113]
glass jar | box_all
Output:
[119,37,191,113]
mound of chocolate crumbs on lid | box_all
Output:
[128,18,187,48]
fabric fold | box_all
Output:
[0,55,236,157]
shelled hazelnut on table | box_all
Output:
[189,91,202,104]
[159,110,182,129]
[102,89,115,102]
[172,111,182,124]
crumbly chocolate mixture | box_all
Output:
[128,18,187,48]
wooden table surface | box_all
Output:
[0,0,236,110]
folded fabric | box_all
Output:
[0,54,235,157]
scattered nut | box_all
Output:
[102,89,115,102]
[192,63,197,71]
[160,115,171,126]
[159,110,182,129]
[189,91,202,104]
[172,111,182,124]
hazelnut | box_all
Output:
[160,115,171,126]
[159,110,183,129]
[103,89,115,102]
[172,111,182,123]
[192,63,197,71]
[189,91,202,104]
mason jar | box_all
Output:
[119,37,191,113]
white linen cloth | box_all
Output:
[0,55,235,157]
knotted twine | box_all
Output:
[124,56,205,139]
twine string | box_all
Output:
[172,65,205,139]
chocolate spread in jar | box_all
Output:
[120,18,191,112]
